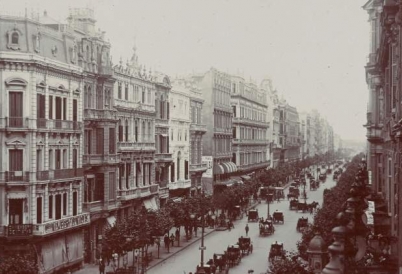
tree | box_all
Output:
[269,251,314,274]
[0,248,38,274]
[297,153,365,260]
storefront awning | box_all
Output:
[219,162,238,174]
[143,197,158,211]
[241,175,252,181]
[7,193,27,199]
[231,177,243,184]
[213,163,224,175]
[106,216,116,226]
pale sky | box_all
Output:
[1,0,369,141]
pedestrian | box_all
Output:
[245,224,249,236]
[99,258,105,274]
[170,233,175,247]
[175,228,180,246]
[227,220,231,231]
[164,234,169,249]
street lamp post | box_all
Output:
[196,192,206,274]
[267,194,273,219]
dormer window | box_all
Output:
[7,24,22,51]
[12,33,19,44]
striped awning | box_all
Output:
[213,163,224,175]
[220,162,237,173]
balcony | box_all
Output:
[118,184,158,201]
[366,126,384,144]
[53,168,84,180]
[155,118,169,127]
[33,213,90,236]
[190,123,207,133]
[82,200,103,212]
[36,170,49,181]
[169,179,191,190]
[1,171,30,183]
[48,120,83,131]
[232,117,268,128]
[117,142,155,152]
[84,108,117,121]
[155,153,173,163]
[189,163,208,173]
[232,139,270,145]
[83,154,120,166]
[214,128,232,134]
[1,224,33,238]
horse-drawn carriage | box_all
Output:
[259,219,275,236]
[195,264,213,274]
[319,173,326,181]
[268,241,285,262]
[259,187,268,200]
[226,244,242,267]
[327,168,332,174]
[296,217,309,232]
[287,186,300,199]
[231,205,243,220]
[296,202,308,213]
[272,211,284,224]
[289,198,299,210]
[213,253,228,273]
[238,236,253,255]
[248,209,259,222]
[310,180,318,190]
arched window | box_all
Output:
[125,120,129,141]
[11,32,19,44]
[147,90,151,104]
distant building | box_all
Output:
[169,79,192,198]
[190,68,234,194]
[231,76,270,179]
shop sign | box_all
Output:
[41,213,90,235]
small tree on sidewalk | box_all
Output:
[0,246,38,274]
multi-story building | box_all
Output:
[65,8,120,265]
[260,78,277,167]
[231,76,270,178]
[169,79,191,198]
[154,71,173,206]
[0,11,88,273]
[113,47,160,217]
[299,112,308,159]
[188,80,208,196]
[191,68,234,194]
[270,91,283,167]
[364,1,401,269]
[283,103,301,162]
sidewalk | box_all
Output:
[73,201,260,274]
[73,226,215,274]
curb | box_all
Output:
[146,229,216,271]
[147,201,259,270]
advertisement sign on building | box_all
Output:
[202,156,213,178]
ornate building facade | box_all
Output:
[188,80,207,196]
[364,0,402,269]
[169,79,191,198]
[191,68,234,194]
[0,11,88,273]
[231,76,270,178]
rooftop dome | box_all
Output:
[307,233,327,254]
